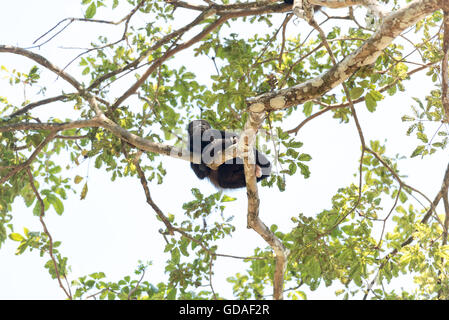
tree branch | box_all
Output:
[242,111,290,300]
[363,160,449,299]
[0,131,58,185]
[26,167,72,299]
[7,94,71,119]
[247,0,441,111]
[0,45,83,91]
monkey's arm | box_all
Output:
[201,136,239,169]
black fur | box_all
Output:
[188,120,271,189]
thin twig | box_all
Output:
[127,267,146,300]
[26,167,72,299]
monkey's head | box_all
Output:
[188,120,212,138]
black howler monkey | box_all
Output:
[188,120,271,189]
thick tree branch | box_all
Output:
[247,0,441,112]
[309,0,387,17]
[96,113,193,163]
[241,111,290,300]
[108,2,292,110]
[286,63,436,135]
[129,147,266,286]
[111,12,222,110]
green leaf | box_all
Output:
[365,92,377,112]
[399,192,408,203]
[416,132,428,143]
[369,90,384,101]
[166,287,177,300]
[295,291,307,300]
[298,153,312,161]
[298,162,310,178]
[350,87,364,100]
[80,182,88,200]
[303,101,313,117]
[221,195,236,202]
[9,233,24,242]
[179,240,189,257]
[276,175,286,192]
[49,196,64,215]
[33,201,43,216]
[172,247,180,264]
[85,3,96,19]
[289,162,297,175]
[289,141,303,148]
[74,175,83,184]
[401,115,415,122]
[411,145,425,158]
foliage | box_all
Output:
[0,0,448,300]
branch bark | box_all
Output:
[246,0,441,111]
[241,111,290,300]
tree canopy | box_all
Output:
[0,0,449,300]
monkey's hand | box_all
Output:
[202,137,238,167]
[255,165,263,178]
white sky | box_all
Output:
[0,0,448,299]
